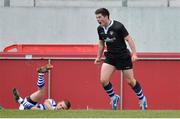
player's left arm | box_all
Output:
[125,35,138,62]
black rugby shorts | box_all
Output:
[104,54,133,70]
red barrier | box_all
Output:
[3,44,99,54]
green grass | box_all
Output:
[0,110,180,118]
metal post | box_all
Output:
[122,0,128,7]
[167,0,170,7]
[120,71,123,110]
[48,59,51,99]
[4,0,10,7]
[33,0,36,7]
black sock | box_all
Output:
[104,82,115,99]
[133,81,145,100]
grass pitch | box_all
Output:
[0,110,180,118]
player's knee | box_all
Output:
[42,90,46,96]
[39,89,46,96]
[38,92,45,98]
[127,78,136,87]
[100,78,109,86]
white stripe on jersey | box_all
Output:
[36,99,57,110]
[48,99,57,109]
[37,104,46,110]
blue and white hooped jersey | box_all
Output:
[19,98,57,110]
[36,99,57,110]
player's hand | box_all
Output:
[131,53,138,62]
[94,58,101,64]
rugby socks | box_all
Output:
[17,97,34,109]
[37,73,45,88]
[17,97,24,104]
[104,82,115,99]
[21,98,35,109]
[133,81,145,100]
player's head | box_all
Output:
[56,99,71,110]
[95,8,110,26]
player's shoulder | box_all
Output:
[97,25,103,31]
[113,20,124,28]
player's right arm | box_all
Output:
[43,99,56,110]
[30,106,41,110]
[94,40,105,64]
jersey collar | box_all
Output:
[103,20,114,34]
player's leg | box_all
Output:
[29,64,53,102]
[122,69,147,110]
[100,63,120,110]
[12,88,34,110]
[29,73,46,102]
[12,88,23,104]
[12,64,53,109]
[12,75,45,110]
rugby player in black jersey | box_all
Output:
[94,8,147,110]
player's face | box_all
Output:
[96,14,109,27]
[56,101,68,110]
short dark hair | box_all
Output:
[95,8,110,19]
[64,99,71,109]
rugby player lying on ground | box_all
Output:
[12,64,71,110]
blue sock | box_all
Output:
[104,82,115,99]
[133,81,144,100]
[37,73,45,88]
